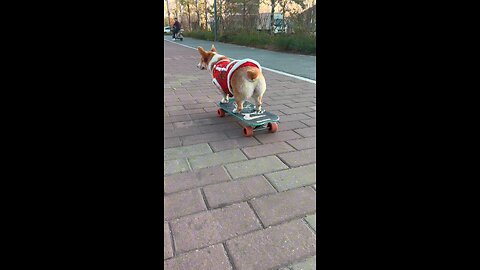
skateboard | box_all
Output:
[217,98,280,137]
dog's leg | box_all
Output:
[233,99,244,113]
[253,78,266,113]
[253,94,264,113]
[214,78,229,104]
[221,93,229,104]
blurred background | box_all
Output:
[163,0,316,55]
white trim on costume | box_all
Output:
[208,53,227,72]
[212,78,222,90]
[226,59,262,93]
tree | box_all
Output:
[270,0,275,34]
[277,0,305,20]
[204,0,208,29]
[221,0,240,31]
[236,0,259,30]
[217,0,227,32]
[195,0,201,29]
[174,0,180,18]
[194,0,209,30]
[178,0,192,30]
[186,0,191,30]
[165,0,171,26]
[264,0,306,33]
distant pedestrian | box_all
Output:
[172,18,181,40]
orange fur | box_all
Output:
[197,47,214,66]
[247,69,259,80]
[196,45,267,113]
[230,66,265,102]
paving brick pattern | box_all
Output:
[305,214,317,232]
[282,256,317,270]
[164,143,212,160]
[164,244,232,270]
[225,220,316,270]
[250,187,317,227]
[225,156,289,179]
[164,41,316,269]
[203,176,277,209]
[170,202,262,253]
[164,188,207,220]
[188,149,248,170]
[209,137,261,152]
[241,141,296,159]
[277,148,316,167]
[164,158,190,176]
[265,164,317,191]
[164,166,230,194]
[286,137,316,150]
[164,222,173,259]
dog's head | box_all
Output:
[196,45,217,70]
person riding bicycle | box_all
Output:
[172,18,181,40]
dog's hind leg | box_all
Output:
[233,99,245,113]
[220,92,229,103]
[252,77,266,113]
[253,95,263,113]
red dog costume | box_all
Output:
[211,58,262,97]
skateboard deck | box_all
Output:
[217,98,280,136]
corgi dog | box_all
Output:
[196,45,266,113]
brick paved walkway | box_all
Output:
[164,40,316,270]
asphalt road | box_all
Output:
[163,35,316,81]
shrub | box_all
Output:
[182,30,315,55]
[183,30,215,41]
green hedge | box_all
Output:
[183,30,215,41]
[183,30,316,55]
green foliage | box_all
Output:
[183,30,315,55]
[183,30,215,41]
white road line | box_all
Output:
[261,67,316,84]
[164,38,198,50]
[164,38,316,84]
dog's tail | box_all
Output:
[247,69,260,80]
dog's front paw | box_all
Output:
[220,98,229,104]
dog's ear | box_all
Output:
[197,46,207,57]
[210,44,217,52]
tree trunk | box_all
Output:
[187,3,191,30]
[270,0,275,34]
[165,0,171,26]
[242,1,246,29]
[204,0,208,30]
[219,1,223,33]
[177,1,181,19]
[195,0,200,29]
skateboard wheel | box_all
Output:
[243,126,254,137]
[268,122,278,133]
[217,108,225,117]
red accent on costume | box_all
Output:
[212,60,260,97]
